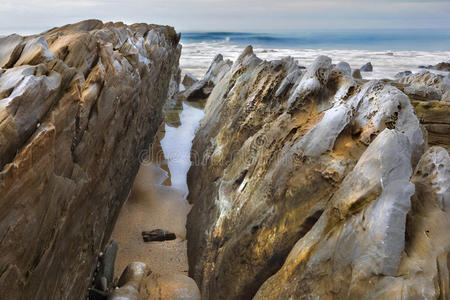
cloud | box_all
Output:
[0,0,449,34]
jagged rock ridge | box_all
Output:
[186,46,449,299]
[0,20,180,299]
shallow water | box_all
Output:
[161,101,206,196]
[111,99,204,277]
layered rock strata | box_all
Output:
[186,46,449,299]
[0,20,180,299]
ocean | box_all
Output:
[179,30,450,80]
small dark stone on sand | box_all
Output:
[142,229,177,242]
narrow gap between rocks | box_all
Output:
[110,99,204,280]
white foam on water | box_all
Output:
[180,41,450,80]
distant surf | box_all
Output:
[179,30,450,80]
[181,29,450,51]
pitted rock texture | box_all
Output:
[397,70,450,102]
[0,20,180,299]
[395,71,450,151]
[184,47,450,300]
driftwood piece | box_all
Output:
[142,229,176,242]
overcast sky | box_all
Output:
[1,0,450,35]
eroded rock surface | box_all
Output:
[180,54,232,100]
[360,62,373,72]
[184,47,450,299]
[110,262,149,300]
[0,20,180,299]
[140,273,201,300]
[182,73,198,89]
[420,61,450,72]
[395,71,450,151]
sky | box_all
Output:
[0,0,450,35]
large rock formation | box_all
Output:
[186,46,449,299]
[0,20,180,299]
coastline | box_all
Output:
[180,40,450,79]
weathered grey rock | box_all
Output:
[420,62,450,71]
[352,68,362,79]
[394,70,412,78]
[335,61,351,76]
[182,73,198,89]
[186,48,425,299]
[0,20,180,299]
[398,71,447,91]
[167,47,182,101]
[287,55,332,109]
[0,34,24,68]
[360,62,373,72]
[94,240,118,291]
[363,146,450,299]
[180,54,232,101]
[404,84,442,100]
[411,100,450,151]
[255,129,418,299]
[140,273,201,300]
[274,56,303,98]
[395,71,450,149]
[109,262,149,300]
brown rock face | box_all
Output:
[0,20,180,299]
[186,47,449,299]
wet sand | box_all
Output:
[111,100,204,278]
